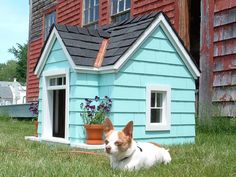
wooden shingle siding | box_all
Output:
[57,0,82,26]
[27,38,42,102]
[212,3,236,115]
[132,0,175,24]
[99,0,110,26]
[30,0,56,41]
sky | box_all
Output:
[0,1,29,64]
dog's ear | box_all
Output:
[122,121,133,138]
[103,118,114,135]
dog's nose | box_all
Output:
[105,146,111,153]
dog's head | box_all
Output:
[103,118,133,155]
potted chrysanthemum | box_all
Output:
[80,96,112,145]
[29,101,39,137]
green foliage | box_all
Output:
[8,43,27,84]
[0,60,17,81]
[0,117,236,176]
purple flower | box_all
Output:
[80,96,112,124]
[95,96,100,101]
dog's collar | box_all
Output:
[119,145,142,162]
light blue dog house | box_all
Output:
[34,12,200,147]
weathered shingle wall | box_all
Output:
[212,1,236,116]
[30,0,56,41]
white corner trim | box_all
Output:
[146,85,171,131]
[34,27,76,77]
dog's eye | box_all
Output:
[115,141,122,146]
[104,140,109,145]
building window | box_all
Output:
[83,0,99,26]
[44,11,56,39]
[146,85,171,131]
[111,0,130,23]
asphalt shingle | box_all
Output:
[53,12,162,67]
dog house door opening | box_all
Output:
[53,89,65,138]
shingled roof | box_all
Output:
[35,12,200,79]
[54,12,160,67]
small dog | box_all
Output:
[103,118,171,170]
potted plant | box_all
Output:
[80,96,112,145]
[29,101,39,137]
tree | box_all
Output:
[8,43,27,84]
[0,60,17,81]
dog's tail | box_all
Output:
[162,148,171,165]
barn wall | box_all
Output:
[212,1,236,116]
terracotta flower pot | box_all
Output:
[34,120,38,137]
[84,124,104,145]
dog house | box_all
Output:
[34,12,200,147]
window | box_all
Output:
[83,0,99,26]
[146,85,171,131]
[44,11,56,39]
[49,76,66,89]
[111,0,130,22]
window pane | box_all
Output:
[151,109,162,123]
[156,93,163,107]
[90,7,94,22]
[151,92,155,107]
[119,0,124,12]
[90,0,94,7]
[125,0,131,9]
[95,5,99,20]
[85,0,89,9]
[63,77,66,85]
[112,0,118,14]
[95,0,99,4]
[84,9,89,24]
[50,78,56,86]
[44,11,56,39]
[57,78,63,85]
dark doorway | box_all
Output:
[53,89,65,138]
[189,0,201,67]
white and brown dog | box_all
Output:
[103,118,171,170]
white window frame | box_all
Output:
[83,0,99,26]
[41,69,70,144]
[146,85,171,131]
[111,0,131,15]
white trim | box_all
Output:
[35,13,200,79]
[41,137,70,144]
[41,69,70,142]
[146,85,171,131]
[35,28,76,77]
[71,143,105,150]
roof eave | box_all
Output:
[34,27,77,77]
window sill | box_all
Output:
[146,123,170,131]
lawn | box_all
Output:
[0,117,236,177]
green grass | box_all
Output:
[0,117,236,177]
